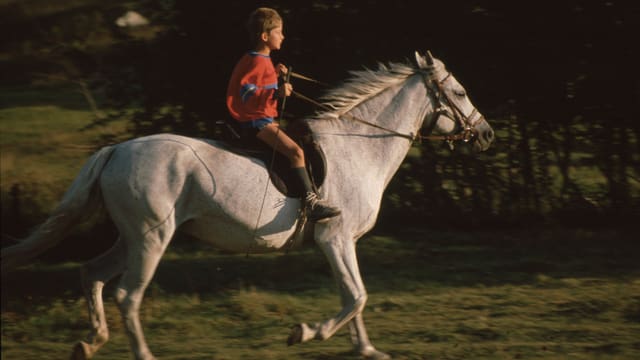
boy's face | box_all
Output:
[263,23,284,51]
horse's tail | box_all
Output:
[1,145,116,273]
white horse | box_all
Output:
[1,51,494,360]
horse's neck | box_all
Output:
[311,73,429,193]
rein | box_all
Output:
[290,70,483,146]
[292,90,415,141]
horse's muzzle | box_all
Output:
[472,118,494,152]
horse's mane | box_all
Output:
[316,61,417,118]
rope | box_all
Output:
[290,74,481,144]
[291,90,416,141]
[290,71,330,87]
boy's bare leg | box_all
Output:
[256,123,305,168]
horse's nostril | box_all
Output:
[484,130,494,142]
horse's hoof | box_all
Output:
[287,324,303,346]
[70,341,92,360]
[366,351,391,360]
[362,347,392,360]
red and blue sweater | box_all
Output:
[226,52,279,122]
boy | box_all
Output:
[226,7,340,222]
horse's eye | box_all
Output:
[454,90,466,97]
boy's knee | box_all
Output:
[295,147,305,161]
[289,147,305,164]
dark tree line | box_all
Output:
[2,0,638,232]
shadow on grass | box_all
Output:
[2,227,639,307]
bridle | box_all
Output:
[418,70,487,148]
[289,61,485,147]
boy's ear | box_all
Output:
[260,32,269,42]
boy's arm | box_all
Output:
[238,62,276,103]
[238,66,262,102]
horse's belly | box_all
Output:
[180,213,299,254]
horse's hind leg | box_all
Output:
[72,238,127,360]
[114,223,174,360]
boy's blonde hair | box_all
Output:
[246,7,282,47]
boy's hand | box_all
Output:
[279,83,293,97]
[276,63,288,77]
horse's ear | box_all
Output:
[425,50,435,66]
[414,51,428,69]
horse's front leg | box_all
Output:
[348,314,391,360]
[287,234,390,359]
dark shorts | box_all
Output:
[231,118,273,140]
[239,118,273,131]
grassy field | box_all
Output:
[0,84,128,226]
[2,228,639,359]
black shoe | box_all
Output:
[304,192,341,222]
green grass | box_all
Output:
[2,229,639,359]
[0,84,128,219]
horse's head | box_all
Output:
[414,51,494,152]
